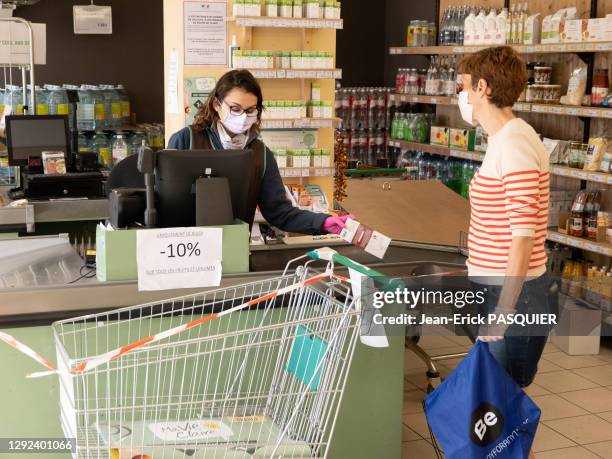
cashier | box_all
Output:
[168,69,350,235]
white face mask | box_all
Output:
[458,90,474,126]
[219,103,257,134]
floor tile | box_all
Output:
[427,346,470,358]
[403,411,433,440]
[402,424,422,442]
[535,370,600,393]
[532,423,577,452]
[559,388,612,414]
[536,358,565,373]
[525,383,552,397]
[435,356,464,370]
[445,335,473,347]
[531,394,589,420]
[534,446,601,459]
[402,439,439,459]
[584,440,612,458]
[542,342,561,354]
[577,364,612,387]
[405,353,428,371]
[598,411,612,423]
[404,389,426,415]
[543,352,609,370]
[405,370,430,391]
[544,414,612,444]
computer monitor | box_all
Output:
[155,149,261,228]
[6,115,70,167]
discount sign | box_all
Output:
[136,227,223,292]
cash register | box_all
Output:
[6,115,105,198]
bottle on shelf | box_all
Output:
[484,8,497,45]
[495,7,508,44]
[474,8,487,45]
[518,2,528,45]
[569,190,588,238]
[509,4,517,44]
[586,190,601,240]
[464,8,476,45]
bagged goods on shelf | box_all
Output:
[561,65,587,106]
[585,137,611,172]
[599,149,612,173]
[543,7,577,43]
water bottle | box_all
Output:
[47,85,72,129]
[77,85,95,130]
[115,84,131,126]
[92,131,111,169]
[4,85,23,115]
[102,85,122,129]
[129,131,148,156]
[112,134,129,165]
[78,132,93,153]
[89,85,107,130]
[28,85,49,115]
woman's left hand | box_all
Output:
[478,336,504,342]
[322,214,354,235]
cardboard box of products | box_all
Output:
[449,128,475,151]
[562,19,584,42]
[430,126,450,146]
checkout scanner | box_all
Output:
[108,147,261,230]
[6,115,104,198]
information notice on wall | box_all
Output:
[184,0,227,66]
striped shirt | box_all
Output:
[467,118,550,278]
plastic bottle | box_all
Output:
[517,3,528,45]
[129,131,148,156]
[587,190,602,240]
[28,85,49,115]
[569,190,588,237]
[90,85,107,130]
[103,85,122,129]
[77,85,95,130]
[495,8,508,44]
[229,34,240,69]
[92,131,111,169]
[4,85,24,115]
[116,84,131,126]
[484,8,497,45]
[474,9,487,45]
[463,9,476,45]
[112,134,129,165]
[78,132,93,153]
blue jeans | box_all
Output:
[472,273,554,388]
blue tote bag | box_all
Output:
[423,341,541,459]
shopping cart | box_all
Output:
[45,247,400,459]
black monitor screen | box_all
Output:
[6,115,70,166]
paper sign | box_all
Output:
[340,218,392,259]
[73,5,113,34]
[136,227,222,291]
[0,22,46,65]
[184,76,216,125]
[149,420,233,442]
[184,0,227,66]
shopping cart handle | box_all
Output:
[307,248,403,292]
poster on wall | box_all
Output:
[184,0,227,66]
[184,77,217,125]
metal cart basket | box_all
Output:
[51,249,390,459]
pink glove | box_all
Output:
[322,214,354,235]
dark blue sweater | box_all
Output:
[168,126,328,235]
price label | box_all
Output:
[607,175,612,185]
[301,168,311,177]
[431,97,438,104]
[587,173,605,183]
[585,243,598,253]
[276,70,286,78]
[136,227,222,292]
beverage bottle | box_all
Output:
[5,84,24,115]
[443,7,454,45]
[47,85,72,130]
[348,89,357,130]
[116,84,131,125]
[457,6,466,45]
[445,58,456,96]
[510,4,518,44]
[569,190,588,237]
[474,9,487,45]
[28,85,49,115]
[112,134,129,165]
[341,88,350,126]
[77,85,95,130]
[464,8,476,45]
[506,5,514,44]
[92,131,111,169]
[108,85,123,129]
[496,8,508,44]
[587,190,601,240]
[366,128,375,165]
[484,8,497,45]
[129,131,148,157]
[396,68,405,94]
[439,7,448,45]
[519,3,528,45]
[78,132,93,153]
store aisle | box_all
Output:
[403,336,612,459]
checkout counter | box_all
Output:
[0,126,471,458]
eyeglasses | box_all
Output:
[220,99,259,117]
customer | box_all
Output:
[168,69,350,235]
[458,47,552,398]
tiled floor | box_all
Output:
[402,337,612,459]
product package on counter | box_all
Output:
[340,218,391,259]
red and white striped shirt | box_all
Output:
[467,118,549,278]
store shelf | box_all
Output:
[279,167,334,177]
[547,229,612,257]
[389,41,612,55]
[261,118,341,129]
[228,16,343,29]
[550,165,612,185]
[387,140,484,161]
[391,94,612,119]
[247,69,342,79]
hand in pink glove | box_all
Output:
[322,214,355,235]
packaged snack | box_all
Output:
[599,150,612,173]
[561,66,587,106]
[42,151,66,174]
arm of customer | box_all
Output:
[258,148,329,235]
[479,138,543,342]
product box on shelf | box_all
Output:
[583,18,608,42]
[449,128,475,151]
[430,126,449,146]
[562,19,583,43]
